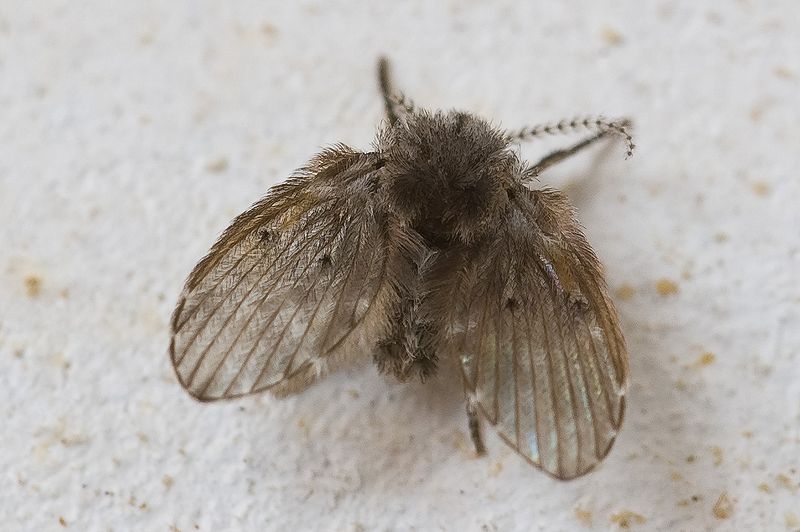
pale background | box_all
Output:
[1,2,798,531]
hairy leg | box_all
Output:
[467,396,486,455]
[374,289,438,382]
[527,131,609,177]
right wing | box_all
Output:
[434,187,628,479]
[170,147,391,400]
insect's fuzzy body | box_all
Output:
[170,58,633,480]
[381,111,516,242]
[375,111,522,381]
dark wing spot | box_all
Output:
[259,229,277,243]
[568,292,590,314]
[504,297,518,310]
[318,254,332,267]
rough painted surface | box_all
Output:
[1,2,798,530]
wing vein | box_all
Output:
[247,225,345,392]
[177,207,337,367]
[580,318,609,460]
[222,215,344,395]
[549,280,581,477]
[184,211,340,386]
[536,280,563,478]
[175,194,329,333]
[280,213,363,378]
[522,300,541,466]
[319,213,365,351]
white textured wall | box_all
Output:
[2,2,799,530]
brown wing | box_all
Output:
[437,187,627,479]
[170,147,390,401]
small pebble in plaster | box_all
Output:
[655,278,679,296]
[138,30,155,46]
[676,494,702,507]
[610,510,646,528]
[58,516,67,527]
[705,11,723,25]
[774,66,795,79]
[24,275,42,297]
[712,491,733,519]
[694,351,716,368]
[50,352,71,371]
[777,473,798,491]
[128,495,149,511]
[162,475,174,489]
[710,445,723,466]
[713,231,729,243]
[751,181,770,197]
[261,23,279,40]
[297,418,311,439]
[600,25,624,46]
[615,283,636,300]
[686,454,696,463]
[757,482,771,493]
[749,102,768,122]
[786,513,800,528]
[205,157,229,173]
[574,506,592,527]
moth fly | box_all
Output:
[170,57,633,480]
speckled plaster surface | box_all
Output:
[1,2,799,531]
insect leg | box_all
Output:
[374,292,438,381]
[526,131,609,178]
[377,56,414,125]
[466,395,487,456]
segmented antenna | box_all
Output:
[505,116,635,159]
[378,56,416,124]
[389,93,416,115]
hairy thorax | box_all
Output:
[380,111,522,244]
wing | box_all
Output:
[437,187,628,479]
[170,147,390,401]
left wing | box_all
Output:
[170,147,391,400]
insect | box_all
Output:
[170,57,633,480]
